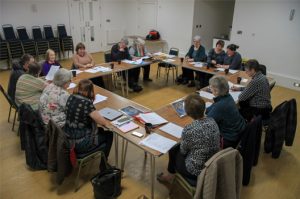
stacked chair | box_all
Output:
[32,26,49,58]
[2,24,23,61]
[0,33,10,68]
[57,24,74,58]
[16,26,37,57]
[43,25,61,58]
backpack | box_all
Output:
[146,30,160,40]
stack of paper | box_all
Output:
[139,133,177,153]
[138,112,168,126]
[159,123,183,138]
[45,65,60,80]
[85,66,111,73]
[198,91,215,100]
[117,122,139,133]
[93,94,108,104]
[229,91,241,102]
[67,83,76,90]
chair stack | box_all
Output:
[32,26,49,58]
[16,26,37,57]
[43,25,61,57]
[0,33,10,67]
[2,24,23,61]
[57,24,74,58]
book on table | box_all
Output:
[120,105,144,117]
[171,99,186,118]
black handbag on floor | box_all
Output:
[91,167,122,199]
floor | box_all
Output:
[0,52,299,199]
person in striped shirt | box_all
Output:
[15,62,48,110]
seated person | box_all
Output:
[72,42,95,69]
[232,59,272,121]
[40,68,72,127]
[217,44,242,70]
[7,54,34,101]
[207,40,226,67]
[129,38,152,82]
[180,35,207,87]
[206,76,246,148]
[64,79,113,169]
[157,94,220,186]
[15,62,47,110]
[41,49,61,76]
[111,38,142,92]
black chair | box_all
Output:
[57,24,74,57]
[0,84,19,131]
[43,25,61,57]
[16,26,37,57]
[0,33,10,68]
[2,24,24,60]
[259,64,267,75]
[32,26,49,58]
[104,51,112,63]
[156,47,179,84]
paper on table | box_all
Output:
[228,81,245,88]
[93,94,108,105]
[138,112,168,126]
[216,68,225,72]
[139,133,177,154]
[163,59,175,62]
[199,91,215,100]
[153,52,163,56]
[206,102,213,108]
[97,66,112,72]
[241,78,248,83]
[194,62,204,67]
[159,122,183,138]
[117,122,139,133]
[229,69,238,74]
[85,66,111,73]
[167,54,176,58]
[45,65,60,80]
[229,91,241,102]
[70,69,83,75]
[140,56,150,60]
[67,83,76,89]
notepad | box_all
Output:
[117,122,139,133]
[138,112,168,126]
[45,65,60,80]
[139,133,177,154]
[198,91,215,100]
[67,83,76,89]
[159,123,183,138]
[93,94,107,104]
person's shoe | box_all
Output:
[187,81,195,87]
[133,85,143,92]
[143,78,153,82]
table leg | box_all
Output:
[121,140,128,171]
[150,154,156,199]
[114,134,119,167]
[126,70,129,96]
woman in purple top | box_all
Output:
[41,49,61,76]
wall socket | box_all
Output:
[294,82,300,87]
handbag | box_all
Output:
[91,167,122,199]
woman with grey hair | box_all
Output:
[39,68,72,127]
[179,35,207,87]
[206,76,246,148]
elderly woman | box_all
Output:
[217,44,242,70]
[39,68,72,127]
[64,79,113,168]
[157,94,220,186]
[15,62,47,110]
[41,49,61,76]
[232,59,272,121]
[180,35,207,87]
[72,42,95,69]
[129,38,152,81]
[206,76,246,148]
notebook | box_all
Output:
[99,107,123,121]
[117,122,139,133]
[171,99,186,118]
[120,106,144,117]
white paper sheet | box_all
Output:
[199,91,215,100]
[139,133,177,153]
[241,78,248,83]
[93,94,108,105]
[216,68,225,72]
[67,83,76,90]
[163,59,175,62]
[85,66,111,73]
[229,91,241,102]
[138,112,168,126]
[122,59,143,65]
[70,69,83,75]
[45,65,60,80]
[228,81,245,88]
[229,69,239,74]
[140,56,150,60]
[194,62,204,68]
[206,102,213,108]
[167,54,176,58]
[159,123,183,138]
[153,52,163,56]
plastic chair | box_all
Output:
[156,47,179,84]
[43,25,61,56]
[0,84,19,131]
[259,64,267,75]
[32,26,49,57]
[0,33,10,68]
[2,24,24,60]
[16,26,37,56]
[57,24,74,58]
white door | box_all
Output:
[137,1,157,36]
[69,0,102,53]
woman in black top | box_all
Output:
[64,79,113,167]
[217,44,242,70]
[207,40,226,67]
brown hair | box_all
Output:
[184,94,205,120]
[216,40,225,48]
[45,49,55,61]
[28,62,41,77]
[75,42,86,53]
[245,59,260,72]
[227,44,239,51]
[73,79,95,101]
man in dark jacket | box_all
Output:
[7,54,34,101]
[111,38,142,92]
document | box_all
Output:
[216,68,225,72]
[45,65,60,80]
[229,69,238,74]
[70,69,83,75]
[138,112,168,126]
[241,78,248,83]
[85,66,111,73]
[67,82,76,90]
[229,91,241,102]
[139,133,177,154]
[122,59,143,65]
[140,56,150,60]
[163,59,175,62]
[159,122,183,138]
[93,94,108,105]
[206,102,213,108]
[117,122,139,133]
[194,62,204,68]
[167,54,176,58]
[228,81,245,88]
[198,91,215,100]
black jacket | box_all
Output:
[285,99,297,146]
[7,61,26,101]
[264,101,289,158]
[46,120,72,185]
[185,45,207,62]
[238,116,262,186]
[111,44,131,61]
[19,103,48,170]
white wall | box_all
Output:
[0,0,70,38]
[231,0,300,90]
[193,0,235,50]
